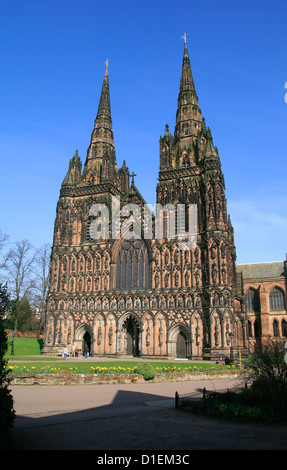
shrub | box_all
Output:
[244,340,287,418]
[134,363,156,381]
[0,284,15,449]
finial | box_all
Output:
[181,32,189,44]
[105,58,109,72]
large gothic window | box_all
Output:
[245,288,260,312]
[270,287,285,311]
[116,240,149,289]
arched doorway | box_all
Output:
[176,331,187,358]
[83,331,91,356]
[123,317,140,357]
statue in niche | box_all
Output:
[174,249,179,264]
[169,296,175,307]
[174,271,179,287]
[158,322,163,347]
[97,326,102,345]
[164,251,169,265]
[146,324,150,347]
[186,295,192,308]
[155,273,159,288]
[214,318,220,347]
[155,251,159,265]
[108,324,113,346]
[212,263,218,284]
[210,244,217,259]
[177,295,183,307]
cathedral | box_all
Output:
[43,40,249,360]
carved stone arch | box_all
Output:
[168,322,191,358]
[74,323,93,356]
[118,312,142,357]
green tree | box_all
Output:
[6,298,36,331]
[0,283,15,448]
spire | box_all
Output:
[174,37,203,148]
[97,59,111,118]
[84,60,116,179]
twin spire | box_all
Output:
[83,36,209,179]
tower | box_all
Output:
[43,41,247,360]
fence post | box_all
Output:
[203,387,206,400]
[175,391,179,409]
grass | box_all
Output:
[5,336,240,376]
[6,336,43,358]
[6,361,238,376]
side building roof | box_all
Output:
[236,260,287,281]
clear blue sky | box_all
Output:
[0,0,286,264]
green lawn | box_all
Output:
[5,336,240,376]
[6,336,43,357]
[7,361,238,376]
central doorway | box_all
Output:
[124,317,140,356]
[83,331,91,356]
[176,331,187,358]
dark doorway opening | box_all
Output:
[83,331,91,356]
[124,318,140,357]
[176,331,187,358]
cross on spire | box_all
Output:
[181,32,189,44]
[131,171,137,185]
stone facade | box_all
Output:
[237,259,287,353]
[42,42,248,360]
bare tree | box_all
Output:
[0,230,10,273]
[5,240,36,333]
[34,244,51,337]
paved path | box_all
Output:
[6,376,287,450]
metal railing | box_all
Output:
[175,384,245,409]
